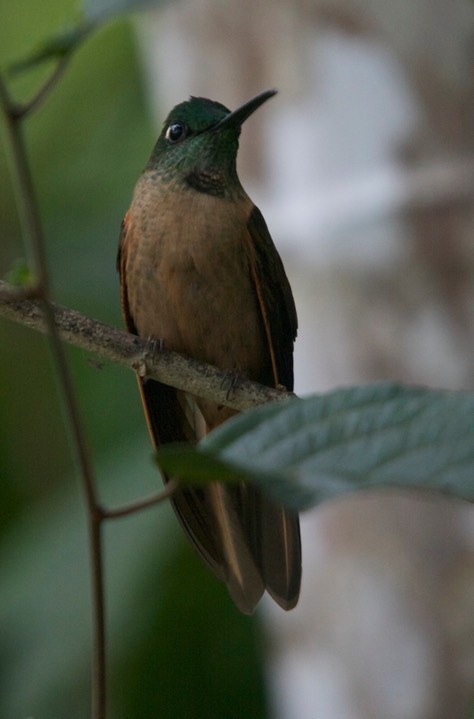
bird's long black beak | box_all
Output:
[212,89,277,131]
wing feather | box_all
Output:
[243,205,301,609]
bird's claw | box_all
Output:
[145,336,165,355]
[221,369,244,401]
[133,336,165,379]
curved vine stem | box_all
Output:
[0,69,106,719]
[12,55,70,120]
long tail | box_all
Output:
[139,377,300,613]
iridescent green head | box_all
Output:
[146,89,277,196]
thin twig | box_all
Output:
[13,55,71,120]
[103,480,179,520]
[0,73,106,719]
[8,20,93,120]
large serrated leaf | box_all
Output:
[156,383,474,511]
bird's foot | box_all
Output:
[146,336,165,355]
[133,336,165,379]
[221,369,245,401]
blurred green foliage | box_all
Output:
[0,3,268,717]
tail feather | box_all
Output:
[258,497,301,610]
[208,483,264,613]
[139,376,300,612]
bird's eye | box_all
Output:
[165,122,187,143]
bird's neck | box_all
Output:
[185,166,240,197]
[144,162,243,200]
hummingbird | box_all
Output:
[118,89,301,613]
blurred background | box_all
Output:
[1,1,474,717]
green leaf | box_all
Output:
[155,444,246,485]
[4,258,35,286]
[156,383,474,511]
